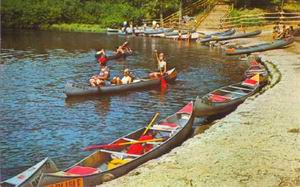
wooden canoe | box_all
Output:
[198,29,236,39]
[225,37,295,55]
[95,51,132,61]
[199,30,261,43]
[193,77,262,117]
[65,68,177,97]
[38,102,194,186]
[1,158,58,187]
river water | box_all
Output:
[0,29,247,180]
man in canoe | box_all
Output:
[115,41,132,55]
[111,68,133,85]
[89,61,110,87]
[149,50,167,79]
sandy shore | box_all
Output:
[102,34,300,187]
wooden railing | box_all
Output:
[221,12,300,28]
[163,0,218,29]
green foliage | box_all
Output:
[283,2,300,12]
[1,0,180,29]
[233,0,282,8]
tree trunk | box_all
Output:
[179,0,182,24]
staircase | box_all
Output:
[163,0,218,29]
[196,4,230,30]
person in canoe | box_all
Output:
[149,50,167,79]
[114,41,132,55]
[96,49,108,65]
[89,61,110,87]
[111,68,133,85]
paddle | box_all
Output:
[84,138,165,151]
[142,112,160,136]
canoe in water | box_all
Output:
[95,51,133,61]
[199,30,261,43]
[1,158,58,187]
[225,37,294,55]
[65,68,177,97]
[38,102,194,186]
[193,74,263,117]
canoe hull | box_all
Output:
[1,158,58,187]
[65,68,177,97]
[225,37,294,55]
[200,30,261,43]
[38,103,194,186]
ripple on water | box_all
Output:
[0,30,247,180]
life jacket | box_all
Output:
[126,134,154,155]
[98,56,107,65]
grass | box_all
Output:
[41,23,106,33]
[283,2,300,12]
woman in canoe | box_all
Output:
[89,61,110,87]
[111,68,133,85]
[149,50,167,79]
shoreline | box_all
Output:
[101,35,300,186]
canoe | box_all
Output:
[107,28,119,33]
[165,30,189,37]
[144,28,173,37]
[38,102,194,186]
[245,64,268,80]
[95,51,132,61]
[225,37,295,55]
[198,29,236,39]
[1,158,58,187]
[65,68,177,97]
[118,28,144,35]
[193,75,262,117]
[199,30,261,43]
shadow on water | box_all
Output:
[0,29,247,180]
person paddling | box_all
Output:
[96,49,108,65]
[89,61,110,87]
[149,50,167,79]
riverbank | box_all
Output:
[102,34,300,186]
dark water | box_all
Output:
[0,29,247,180]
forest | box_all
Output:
[1,0,295,29]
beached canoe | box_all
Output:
[38,102,194,186]
[107,28,119,33]
[193,75,262,117]
[65,68,177,97]
[95,51,133,61]
[144,28,173,37]
[199,30,262,43]
[198,29,236,39]
[225,37,295,55]
[1,158,58,187]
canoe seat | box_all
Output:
[208,94,231,102]
[152,122,179,131]
[66,166,99,176]
[242,79,258,87]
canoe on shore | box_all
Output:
[38,102,194,186]
[193,75,263,117]
[107,28,119,33]
[1,158,58,187]
[198,29,236,39]
[225,37,295,55]
[144,28,173,37]
[65,68,177,97]
[199,30,261,43]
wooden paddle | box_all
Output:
[84,138,164,151]
[142,112,160,135]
